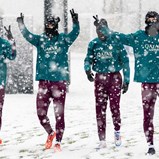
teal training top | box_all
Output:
[84,32,130,83]
[19,23,80,82]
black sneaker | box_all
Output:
[147,147,156,155]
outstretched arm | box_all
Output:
[65,9,80,46]
[17,13,39,46]
[92,15,135,46]
[3,25,16,60]
[117,32,135,47]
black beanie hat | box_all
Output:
[45,16,60,27]
[145,11,159,24]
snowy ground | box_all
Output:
[0,53,159,159]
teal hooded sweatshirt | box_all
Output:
[19,22,80,82]
[119,30,159,83]
[84,32,130,84]
[0,37,16,86]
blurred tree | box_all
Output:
[44,0,53,24]
[0,17,3,37]
[0,7,3,37]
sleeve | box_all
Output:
[3,40,16,60]
[119,45,130,83]
[64,22,80,47]
[118,32,135,47]
[84,41,94,71]
[18,23,40,46]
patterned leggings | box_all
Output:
[94,72,122,141]
[36,80,66,142]
[142,83,159,145]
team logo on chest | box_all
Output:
[44,45,61,54]
[145,44,159,52]
[97,51,113,59]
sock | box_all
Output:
[149,144,154,149]
[55,141,61,145]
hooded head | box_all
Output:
[96,18,109,41]
[145,11,159,35]
[45,16,60,37]
[145,11,159,26]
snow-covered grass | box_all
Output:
[0,53,159,159]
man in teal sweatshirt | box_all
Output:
[84,16,130,149]
[17,9,80,152]
[0,26,16,144]
[102,11,159,155]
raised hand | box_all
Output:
[54,17,60,24]
[93,15,99,26]
[17,13,24,24]
[70,9,78,23]
[4,25,13,40]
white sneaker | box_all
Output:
[97,140,106,150]
[114,131,121,146]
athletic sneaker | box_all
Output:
[96,140,106,150]
[114,131,121,146]
[147,147,156,155]
[54,143,61,152]
[45,132,56,149]
[0,138,2,144]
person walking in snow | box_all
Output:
[102,11,159,155]
[84,16,130,149]
[17,9,79,152]
[0,25,16,144]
